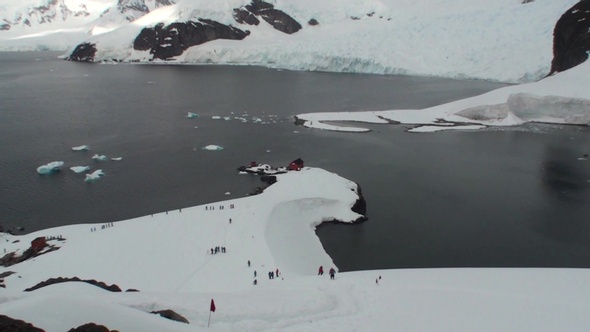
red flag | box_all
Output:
[210,299,216,312]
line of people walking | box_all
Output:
[318,265,336,279]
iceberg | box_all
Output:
[84,169,104,182]
[71,145,89,151]
[36,161,64,174]
[70,166,90,173]
[202,145,224,151]
[92,154,107,161]
[186,112,198,118]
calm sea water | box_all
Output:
[1,52,589,270]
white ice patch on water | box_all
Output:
[85,169,104,182]
[212,116,222,120]
[37,161,64,174]
[111,157,123,161]
[186,112,198,118]
[202,145,224,151]
[92,154,107,161]
[70,166,90,173]
[71,145,89,151]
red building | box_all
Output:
[288,158,304,171]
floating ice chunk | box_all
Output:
[202,145,224,151]
[225,192,231,195]
[92,154,107,161]
[252,117,263,123]
[37,161,64,174]
[147,81,156,84]
[239,171,248,175]
[212,116,221,120]
[111,157,123,161]
[293,131,300,134]
[70,166,90,173]
[85,169,104,182]
[224,117,231,121]
[72,145,89,151]
[187,112,199,118]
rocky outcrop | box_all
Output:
[0,315,45,332]
[133,20,249,60]
[242,0,302,34]
[24,277,122,292]
[549,0,590,75]
[68,323,112,332]
[233,8,260,26]
[151,309,190,324]
[67,43,97,62]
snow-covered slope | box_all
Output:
[2,167,589,331]
[297,55,590,132]
[0,0,581,82]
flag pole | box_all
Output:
[208,310,212,328]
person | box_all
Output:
[253,279,257,285]
[254,270,257,277]
[275,269,279,277]
[248,260,251,267]
[318,266,324,275]
[329,267,336,280]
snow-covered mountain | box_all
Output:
[1,0,587,83]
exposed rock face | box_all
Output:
[67,43,97,62]
[152,309,190,324]
[549,0,590,75]
[243,0,302,34]
[67,323,111,332]
[0,314,45,332]
[133,20,249,60]
[24,277,123,292]
[233,8,260,26]
[351,183,368,223]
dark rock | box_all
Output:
[133,19,249,60]
[308,18,319,26]
[125,288,140,292]
[351,183,367,217]
[233,8,260,25]
[245,1,302,34]
[67,43,97,62]
[549,0,590,75]
[67,323,110,332]
[0,24,10,31]
[0,314,45,332]
[24,277,122,292]
[151,309,190,324]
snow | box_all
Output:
[2,167,590,331]
[297,60,590,132]
[36,161,64,174]
[0,0,579,83]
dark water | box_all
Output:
[1,52,589,270]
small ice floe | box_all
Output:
[83,74,89,77]
[266,150,271,153]
[147,81,156,85]
[202,145,224,151]
[194,126,199,128]
[224,116,231,121]
[72,145,89,151]
[293,131,300,134]
[225,192,231,195]
[92,154,107,161]
[111,157,123,161]
[187,112,199,118]
[70,166,90,173]
[239,171,248,175]
[252,117,263,123]
[85,169,104,182]
[212,116,222,120]
[37,161,64,174]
